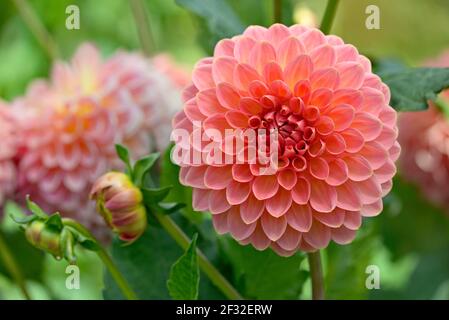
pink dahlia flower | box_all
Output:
[153,53,191,89]
[399,50,449,209]
[172,24,400,256]
[0,103,19,208]
[13,43,184,236]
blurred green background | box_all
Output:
[1,0,449,300]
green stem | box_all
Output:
[11,0,60,60]
[153,211,244,300]
[319,0,340,35]
[307,251,325,300]
[62,219,138,300]
[129,0,155,56]
[273,0,282,24]
[0,230,31,299]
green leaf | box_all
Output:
[115,144,133,176]
[167,233,200,300]
[45,213,63,232]
[132,153,160,188]
[175,0,244,53]
[158,202,186,215]
[103,214,225,299]
[380,67,449,111]
[25,196,48,219]
[141,186,172,206]
[221,237,307,299]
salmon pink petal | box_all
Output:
[324,133,346,155]
[276,226,301,251]
[234,36,257,63]
[309,157,329,180]
[182,166,207,188]
[232,164,254,182]
[225,110,249,128]
[239,97,263,115]
[331,88,363,109]
[208,189,231,214]
[336,182,362,211]
[216,82,241,109]
[192,63,214,90]
[192,189,210,211]
[234,63,261,91]
[214,39,235,57]
[341,128,365,153]
[331,226,357,244]
[310,68,339,90]
[212,57,237,84]
[277,36,305,67]
[357,178,382,204]
[326,104,355,131]
[286,203,312,232]
[252,175,279,200]
[326,159,349,186]
[284,55,313,89]
[359,141,388,170]
[197,89,228,116]
[343,155,373,181]
[351,112,382,141]
[310,45,336,69]
[310,88,333,108]
[226,180,251,205]
[227,206,257,240]
[303,220,331,249]
[248,223,272,250]
[267,23,291,47]
[291,177,311,204]
[309,179,337,212]
[299,28,326,51]
[313,208,345,228]
[266,187,293,217]
[249,41,277,73]
[240,194,265,224]
[336,62,364,89]
[243,25,268,40]
[343,211,362,230]
[277,169,297,190]
[261,212,288,241]
[361,199,383,217]
[212,212,229,234]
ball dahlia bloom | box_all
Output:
[399,50,449,209]
[13,43,184,236]
[172,24,400,256]
[0,103,19,208]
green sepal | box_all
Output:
[133,153,160,188]
[26,195,48,219]
[115,144,133,177]
[141,186,172,206]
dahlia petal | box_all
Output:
[359,87,385,115]
[64,170,87,192]
[381,180,393,197]
[214,39,235,57]
[336,181,362,211]
[234,36,257,63]
[184,99,206,121]
[182,166,207,188]
[192,63,214,90]
[284,55,313,89]
[243,25,268,41]
[340,128,365,153]
[336,62,364,89]
[309,157,330,180]
[326,159,349,186]
[379,106,397,128]
[270,242,296,257]
[192,189,211,211]
[239,97,263,115]
[331,88,363,109]
[261,212,288,241]
[212,212,229,234]
[204,165,233,190]
[303,220,331,249]
[227,206,257,241]
[358,56,372,72]
[291,177,311,204]
[360,199,383,217]
[310,88,333,108]
[248,80,269,98]
[248,223,272,250]
[374,160,396,184]
[266,187,293,217]
[240,194,265,224]
[309,179,337,213]
[310,67,339,90]
[331,226,357,244]
[212,57,237,84]
[377,126,398,149]
[267,23,291,48]
[249,41,277,73]
[335,44,358,62]
[277,169,297,190]
[326,103,355,131]
[208,189,232,214]
[226,180,251,205]
[359,141,389,170]
[314,208,345,228]
[276,226,301,251]
[216,82,241,109]
[225,110,249,128]
[356,177,382,204]
[389,142,401,162]
[351,112,382,141]
[316,116,335,135]
[196,89,228,116]
[270,80,291,99]
[324,133,346,155]
[343,155,373,181]
[234,63,261,91]
[277,36,305,67]
[343,211,362,230]
[252,175,279,200]
[299,28,326,52]
[286,203,312,232]
[182,84,199,102]
[232,164,254,182]
[310,45,336,69]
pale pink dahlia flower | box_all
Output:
[13,43,184,235]
[399,50,449,209]
[172,24,400,256]
[0,103,19,208]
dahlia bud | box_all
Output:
[90,172,147,243]
[25,220,63,259]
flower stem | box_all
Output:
[62,219,138,300]
[307,251,325,300]
[0,230,31,300]
[319,0,340,35]
[273,0,282,24]
[153,211,244,300]
[12,0,60,60]
[129,0,155,57]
